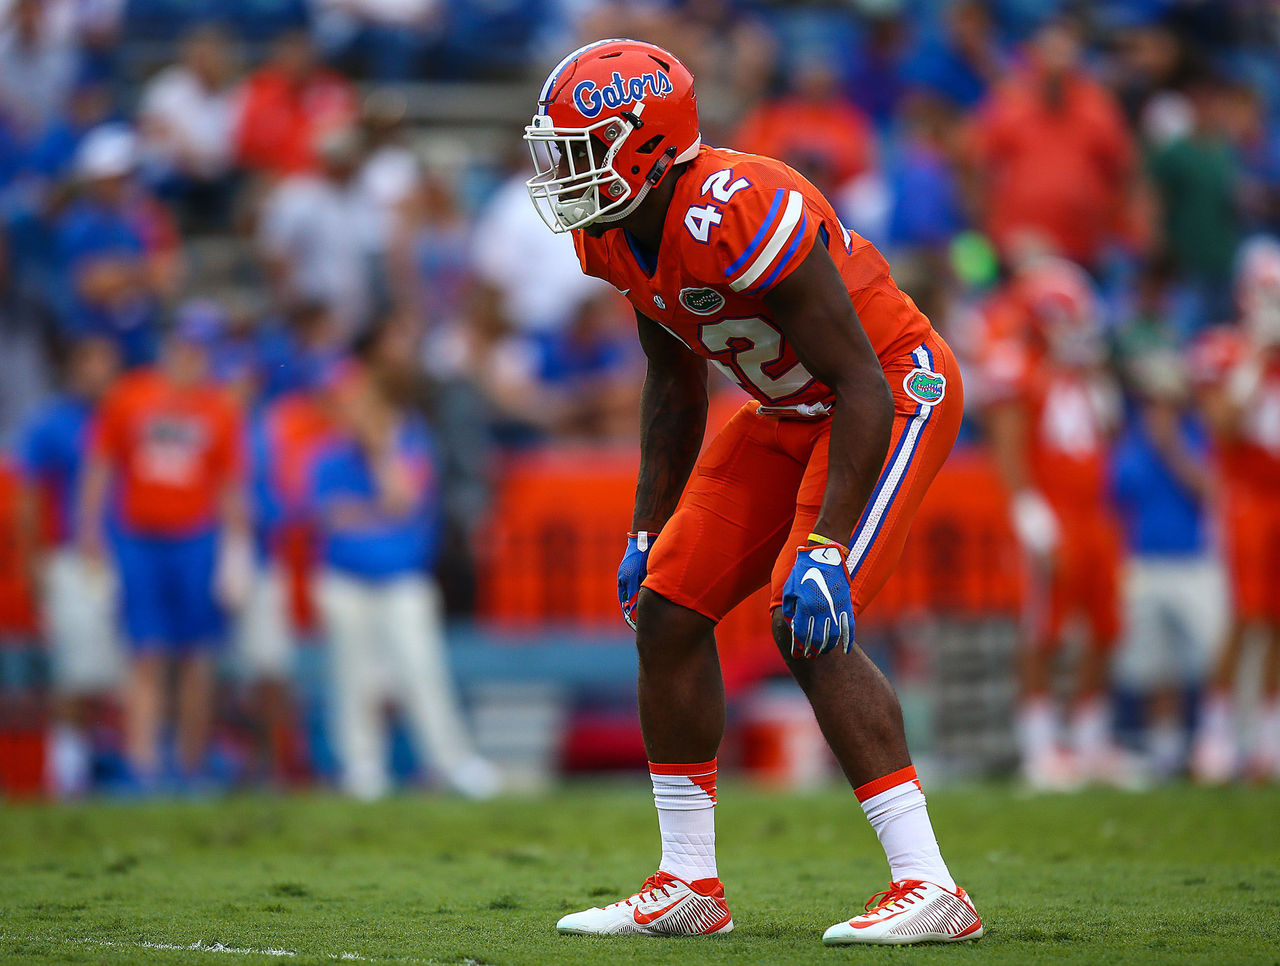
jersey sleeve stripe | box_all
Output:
[728,190,804,292]
[723,188,785,277]
[745,211,807,295]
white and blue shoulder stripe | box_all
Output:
[726,189,806,293]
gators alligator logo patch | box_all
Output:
[679,287,726,315]
[903,368,946,406]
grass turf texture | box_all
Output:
[1,783,1277,965]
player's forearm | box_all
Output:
[986,403,1033,494]
[77,458,110,553]
[812,371,893,543]
[632,368,708,532]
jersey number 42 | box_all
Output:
[683,169,751,243]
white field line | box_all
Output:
[0,935,448,963]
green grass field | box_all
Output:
[1,782,1278,965]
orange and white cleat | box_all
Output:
[823,879,983,945]
[556,871,733,936]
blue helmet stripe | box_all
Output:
[537,38,630,110]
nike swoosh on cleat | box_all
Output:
[633,896,686,925]
[849,907,912,929]
[800,567,838,622]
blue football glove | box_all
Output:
[618,531,656,630]
[781,543,854,659]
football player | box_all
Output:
[15,336,123,797]
[524,40,981,945]
[1189,237,1280,784]
[978,256,1128,789]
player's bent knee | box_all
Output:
[634,588,716,663]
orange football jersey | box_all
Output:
[977,298,1115,512]
[572,145,932,409]
[91,369,245,535]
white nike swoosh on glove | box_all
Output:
[800,567,839,623]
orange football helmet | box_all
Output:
[524,39,702,232]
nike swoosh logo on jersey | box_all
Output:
[800,567,838,622]
[633,895,687,925]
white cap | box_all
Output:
[75,124,138,181]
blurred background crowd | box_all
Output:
[2,0,1280,801]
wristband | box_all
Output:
[807,531,843,548]
[629,530,658,551]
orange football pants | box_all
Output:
[1022,508,1122,652]
[1223,485,1280,623]
[643,333,963,623]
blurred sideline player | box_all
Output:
[1111,351,1224,780]
[311,326,498,801]
[79,311,249,785]
[978,255,1129,789]
[235,386,335,783]
[1190,238,1280,784]
[15,336,122,797]
[525,40,981,944]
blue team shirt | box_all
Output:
[251,321,344,404]
[57,199,147,275]
[29,119,95,181]
[310,418,441,580]
[900,38,992,111]
[533,329,631,387]
[887,140,966,248]
[16,394,94,545]
[1110,411,1210,558]
[54,199,158,365]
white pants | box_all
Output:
[234,563,294,681]
[42,549,122,694]
[318,570,476,798]
[1114,556,1226,691]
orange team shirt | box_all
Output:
[91,369,245,535]
[978,302,1113,514]
[573,145,931,410]
[235,67,358,176]
[969,70,1135,265]
[732,98,875,187]
[266,392,337,509]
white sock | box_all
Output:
[1071,696,1111,761]
[47,722,91,798]
[650,759,717,882]
[856,765,956,891]
[1017,696,1058,762]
